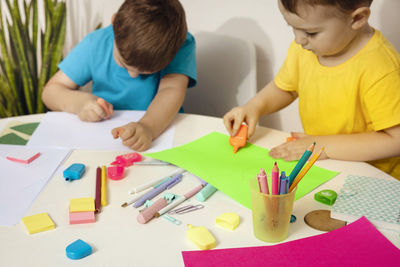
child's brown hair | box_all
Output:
[280,0,373,14]
[113,0,187,73]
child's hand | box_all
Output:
[77,97,113,122]
[111,122,153,151]
[269,132,328,161]
[223,105,259,138]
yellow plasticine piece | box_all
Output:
[215,212,240,230]
[186,224,216,250]
[70,197,95,212]
[22,212,55,234]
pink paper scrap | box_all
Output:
[182,217,400,267]
[6,152,41,164]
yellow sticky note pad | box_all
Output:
[70,197,95,212]
[22,213,55,234]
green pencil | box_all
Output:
[288,142,315,185]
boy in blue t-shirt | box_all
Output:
[42,0,196,151]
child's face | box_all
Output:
[278,1,356,58]
[113,42,153,78]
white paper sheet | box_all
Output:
[27,111,175,152]
[0,145,71,226]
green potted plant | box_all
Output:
[0,0,66,117]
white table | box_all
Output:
[0,113,399,267]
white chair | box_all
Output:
[184,31,257,117]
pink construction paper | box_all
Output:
[69,211,95,224]
[182,217,400,267]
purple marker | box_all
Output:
[279,171,287,195]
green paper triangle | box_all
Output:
[0,132,28,145]
[10,122,40,136]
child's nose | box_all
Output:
[293,30,308,46]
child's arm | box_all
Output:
[42,70,112,121]
[223,81,297,137]
[111,73,188,151]
[269,124,400,162]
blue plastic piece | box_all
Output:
[66,239,92,260]
[63,163,85,181]
[290,214,296,223]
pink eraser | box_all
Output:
[137,198,167,224]
[107,165,125,180]
[6,152,41,164]
[69,211,95,224]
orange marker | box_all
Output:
[97,98,113,118]
[229,124,248,153]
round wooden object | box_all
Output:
[304,210,346,232]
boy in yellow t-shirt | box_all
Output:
[223,0,400,179]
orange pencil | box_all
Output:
[229,124,248,153]
[289,147,325,192]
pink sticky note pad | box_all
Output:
[69,211,95,224]
[107,165,125,180]
[6,152,41,164]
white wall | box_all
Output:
[76,0,400,133]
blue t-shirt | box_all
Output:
[58,25,197,110]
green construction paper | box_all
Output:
[145,132,339,209]
[10,122,39,135]
[0,132,28,145]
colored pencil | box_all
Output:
[95,167,101,213]
[288,142,315,185]
[101,165,107,206]
[289,147,325,192]
[271,162,279,195]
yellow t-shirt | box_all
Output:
[275,30,400,179]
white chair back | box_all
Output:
[184,32,257,117]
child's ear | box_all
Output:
[111,13,116,25]
[350,7,371,30]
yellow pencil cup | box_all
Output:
[249,178,297,243]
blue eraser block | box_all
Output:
[196,183,217,202]
[63,163,85,181]
[66,239,92,260]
